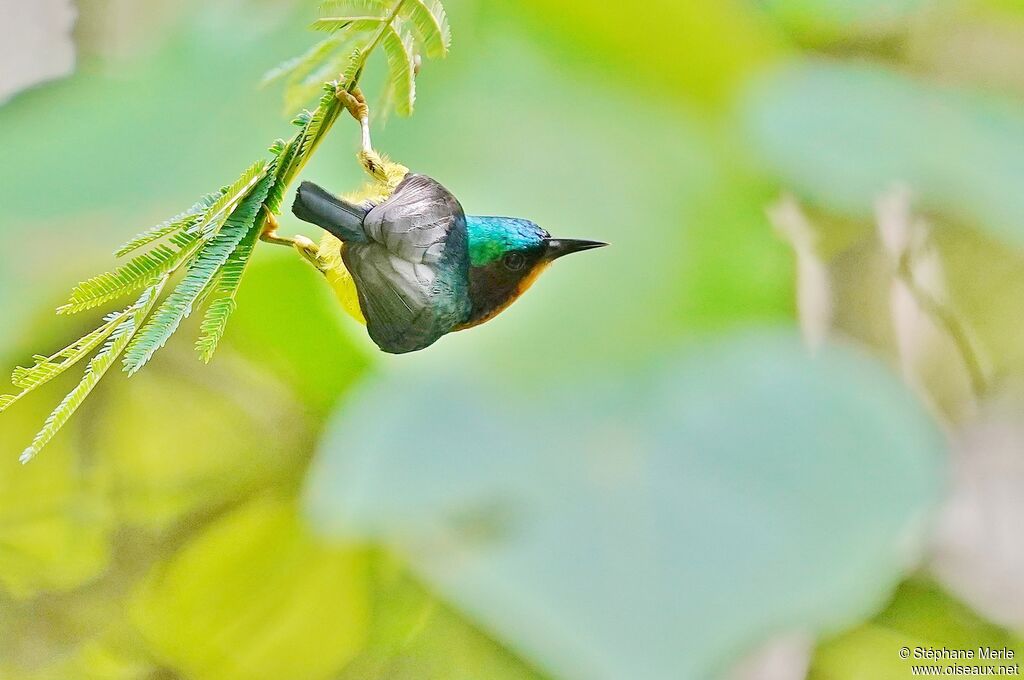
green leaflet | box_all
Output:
[317,0,390,17]
[261,34,345,88]
[264,134,303,216]
[398,0,450,59]
[194,223,262,363]
[0,312,126,414]
[283,49,357,115]
[267,32,370,115]
[18,277,169,463]
[263,0,451,117]
[58,231,202,315]
[122,169,277,376]
[339,47,364,88]
[61,191,226,316]
[310,17,387,34]
[194,269,223,311]
[298,87,344,160]
[381,25,416,116]
[11,313,126,390]
[114,190,223,258]
[189,160,269,237]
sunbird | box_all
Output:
[290,173,607,354]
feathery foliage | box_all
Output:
[18,278,167,463]
[381,25,417,116]
[267,0,449,116]
[114,191,222,257]
[398,0,450,59]
[194,225,261,363]
[2,0,451,460]
[123,169,276,376]
[261,34,344,89]
[0,311,126,414]
[189,160,269,237]
[59,232,202,315]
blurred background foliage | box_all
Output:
[2,0,1024,678]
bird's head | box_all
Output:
[461,216,607,328]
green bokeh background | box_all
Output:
[2,1,1023,678]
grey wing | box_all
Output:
[343,173,471,354]
[362,173,465,264]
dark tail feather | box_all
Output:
[292,181,370,242]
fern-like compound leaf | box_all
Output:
[18,278,168,463]
[4,0,453,461]
[317,0,389,19]
[299,88,340,159]
[381,25,417,116]
[188,160,269,237]
[399,0,450,59]
[262,34,344,88]
[0,312,126,414]
[310,17,385,34]
[114,191,222,258]
[339,47,364,88]
[265,135,303,215]
[194,223,262,363]
[122,169,276,376]
[282,49,353,114]
[58,232,203,315]
[11,313,126,390]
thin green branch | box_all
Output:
[364,0,409,58]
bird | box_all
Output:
[291,172,607,354]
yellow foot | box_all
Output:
[260,213,325,270]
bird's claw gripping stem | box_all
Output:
[337,86,387,182]
[260,86,391,267]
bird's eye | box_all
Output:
[503,252,526,271]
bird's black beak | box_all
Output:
[543,238,609,261]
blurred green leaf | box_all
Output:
[131,496,369,680]
[760,0,928,41]
[0,390,112,598]
[305,330,944,679]
[339,559,548,680]
[490,0,786,107]
[370,36,794,383]
[742,60,1024,246]
[230,249,370,414]
[90,349,309,530]
[810,577,1024,679]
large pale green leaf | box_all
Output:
[305,330,944,680]
[339,562,548,680]
[741,60,1024,246]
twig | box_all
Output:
[896,256,988,399]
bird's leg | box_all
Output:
[259,211,325,270]
[337,86,387,181]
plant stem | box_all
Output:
[364,0,409,60]
[277,0,407,193]
[897,262,988,400]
